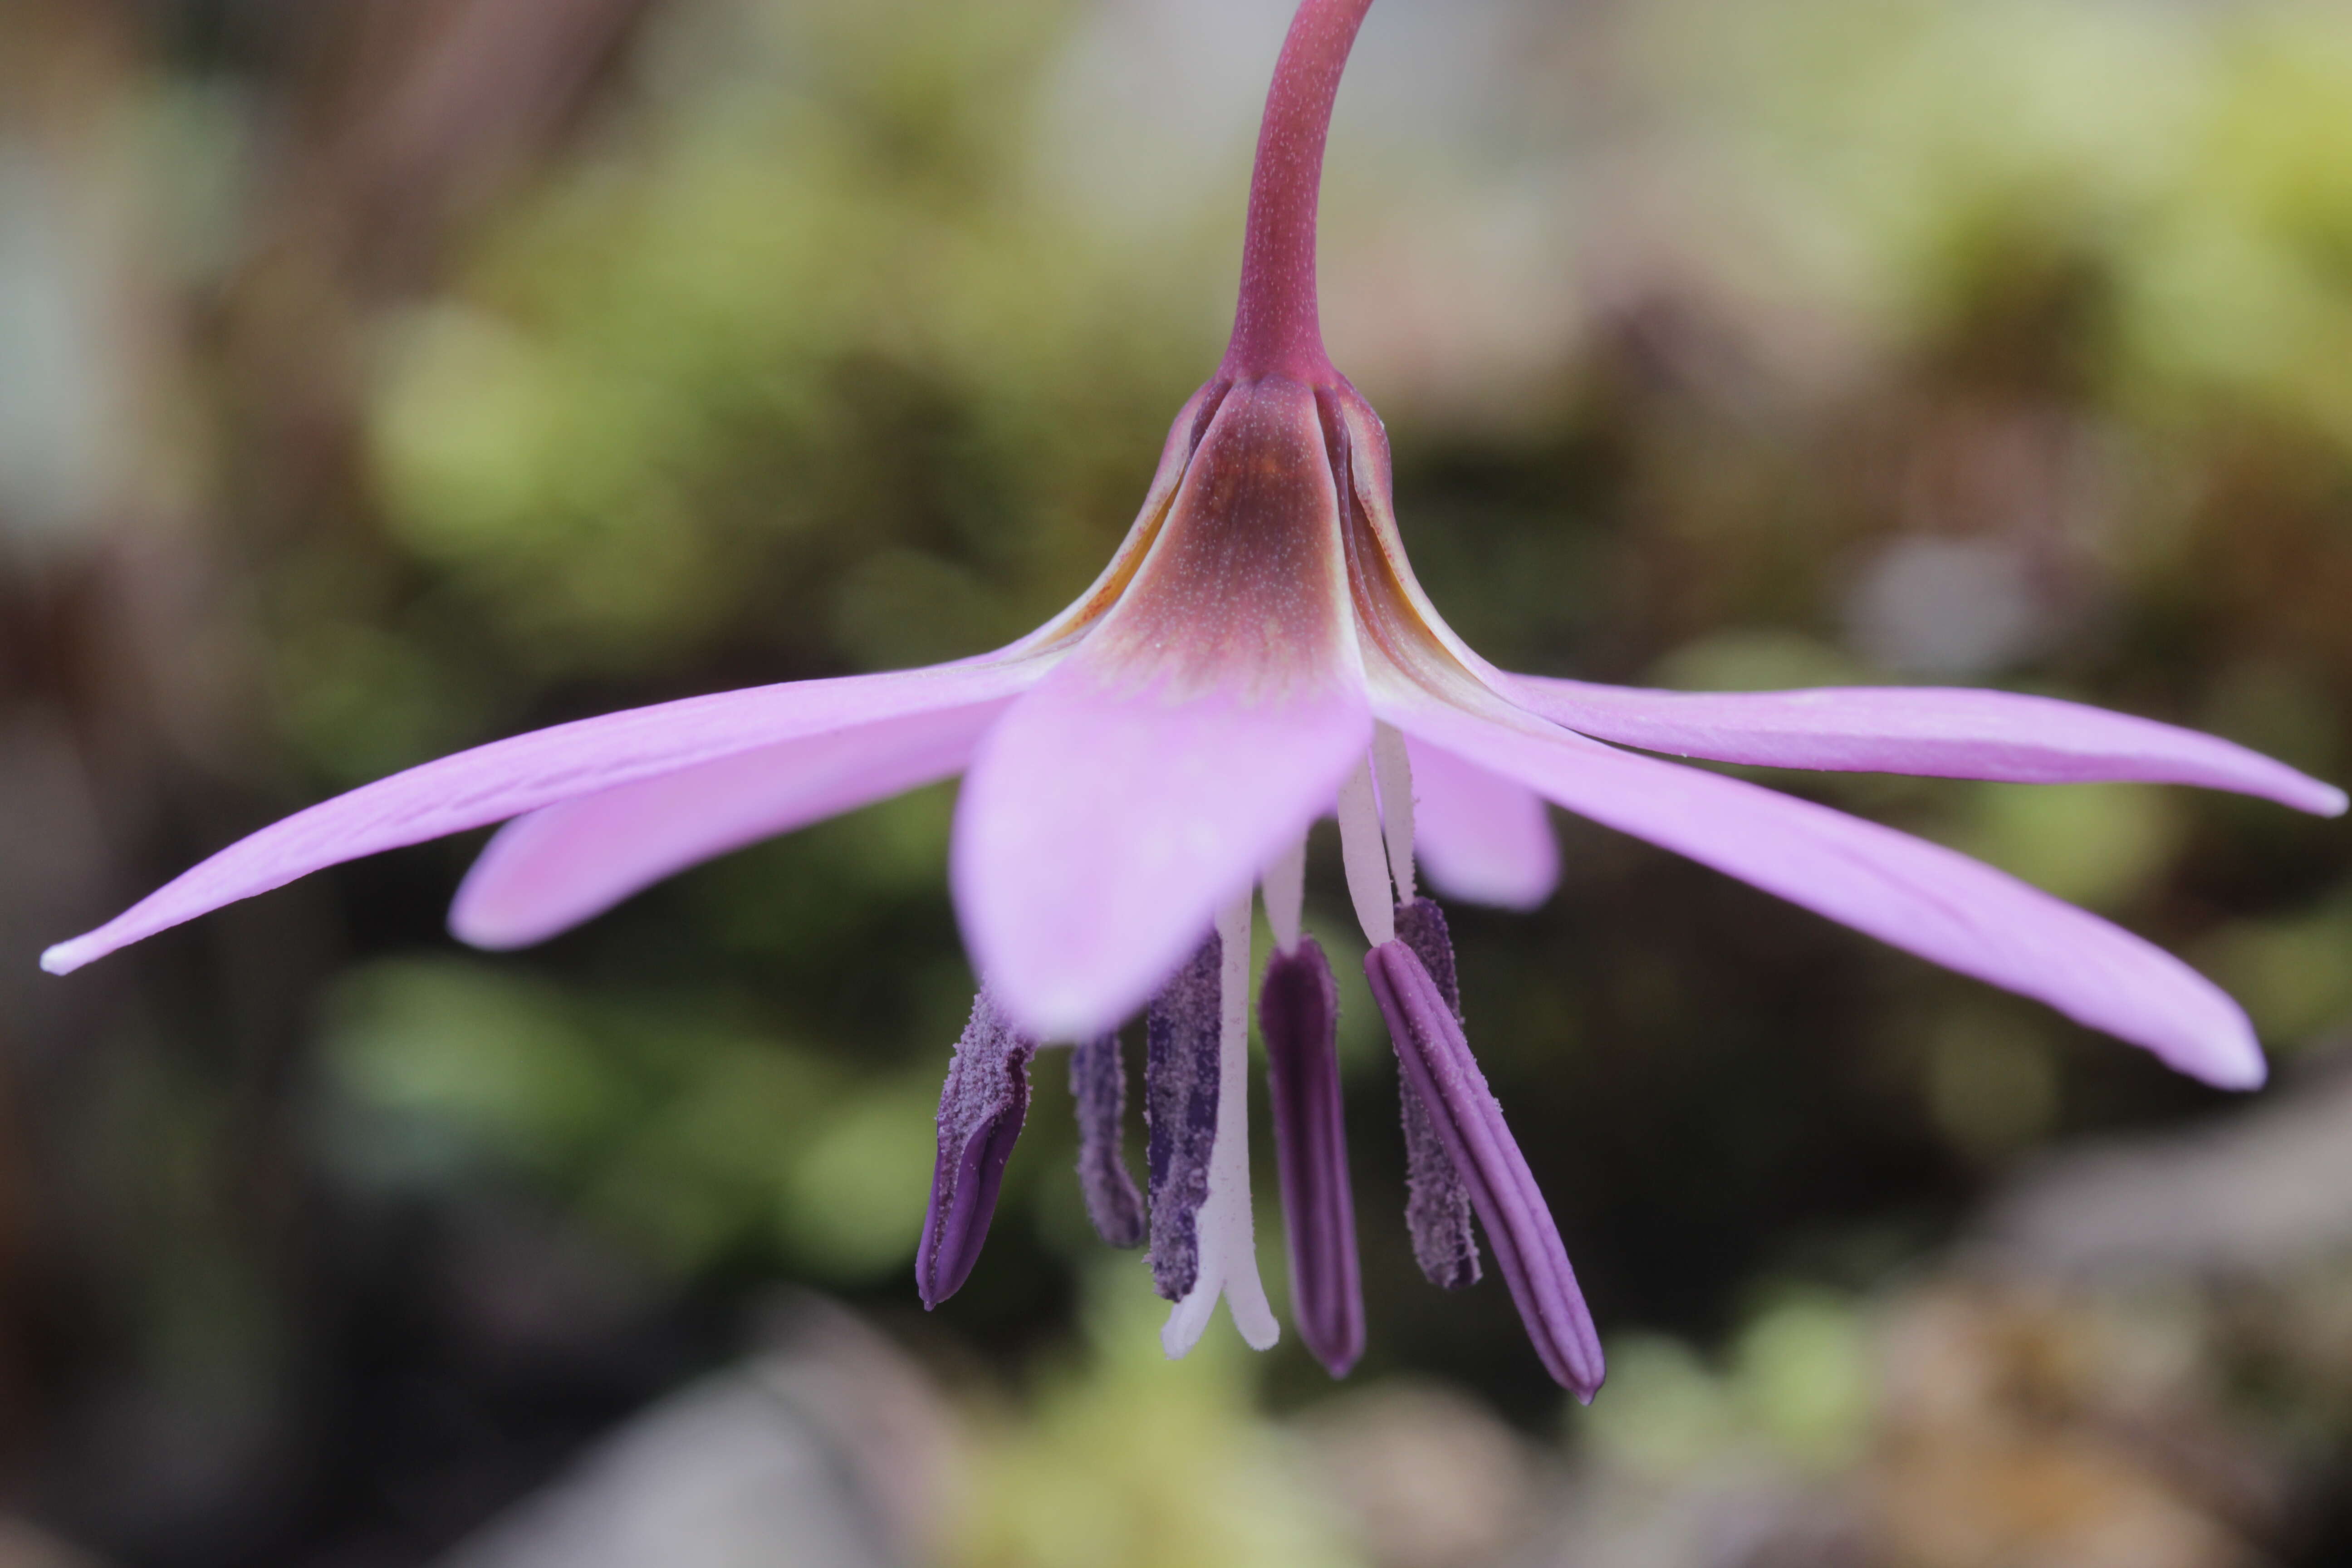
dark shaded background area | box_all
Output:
[5,0,2352,1564]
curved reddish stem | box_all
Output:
[1220,0,1375,382]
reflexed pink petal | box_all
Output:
[955,375,1368,1039]
[43,657,1054,975]
[957,665,1369,1039]
[450,700,1014,949]
[1405,738,1558,910]
[1504,676,2347,816]
[1383,686,2268,1089]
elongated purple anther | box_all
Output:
[1259,936,1364,1377]
[1146,935,1223,1300]
[1070,1032,1146,1248]
[1394,899,1481,1290]
[1365,940,1604,1399]
[917,990,1037,1309]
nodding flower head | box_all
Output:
[42,0,2345,1395]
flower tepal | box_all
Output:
[41,0,2346,1394]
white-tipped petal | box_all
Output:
[1407,738,1560,911]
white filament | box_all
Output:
[1261,837,1307,954]
[1372,722,1417,906]
[1335,755,1396,946]
[1163,892,1279,1358]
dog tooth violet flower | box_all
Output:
[42,0,2345,1396]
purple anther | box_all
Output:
[1145,934,1222,1301]
[1070,1032,1145,1248]
[1364,939,1606,1400]
[1259,936,1364,1377]
[916,990,1036,1309]
[1394,898,1481,1291]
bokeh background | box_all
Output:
[5,0,2352,1563]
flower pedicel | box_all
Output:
[43,0,2345,1395]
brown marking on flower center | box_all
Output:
[1083,374,1357,705]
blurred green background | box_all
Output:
[5,0,2352,1564]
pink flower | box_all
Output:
[42,0,2343,1396]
